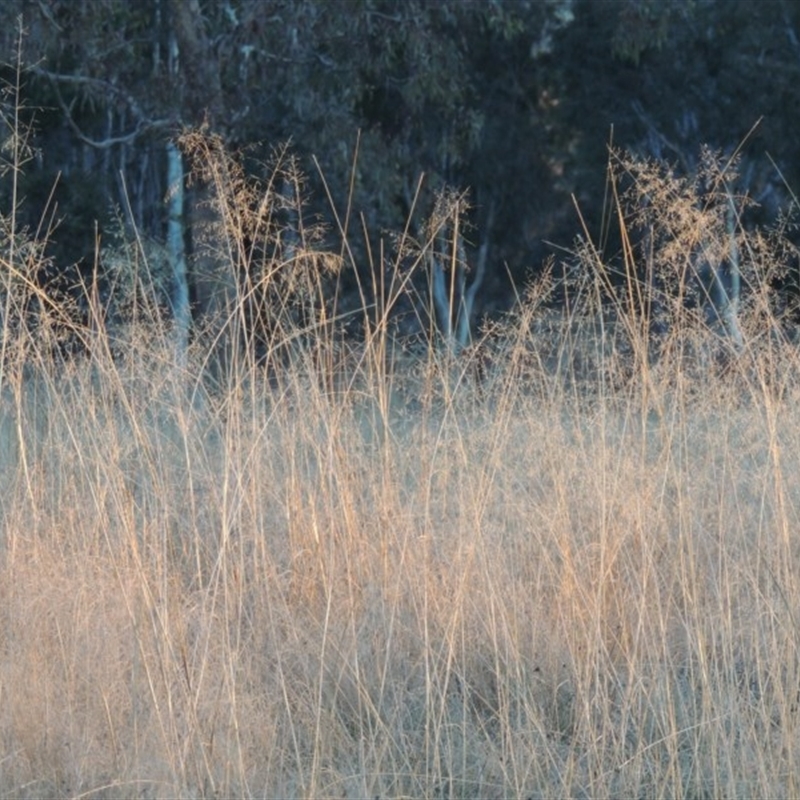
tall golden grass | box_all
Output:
[3,128,800,799]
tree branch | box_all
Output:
[32,67,172,148]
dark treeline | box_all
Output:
[1,0,799,345]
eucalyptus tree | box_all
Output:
[2,0,798,368]
[0,0,579,361]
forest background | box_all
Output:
[2,0,799,347]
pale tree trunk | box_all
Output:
[431,233,453,349]
[702,191,743,351]
[165,13,190,367]
[168,0,235,382]
[455,199,493,349]
[718,191,743,348]
[166,141,190,367]
[430,199,492,355]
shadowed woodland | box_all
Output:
[2,0,800,355]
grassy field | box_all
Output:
[3,131,800,797]
[2,308,800,799]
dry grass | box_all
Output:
[4,131,800,799]
[3,307,800,799]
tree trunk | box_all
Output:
[186,180,239,384]
[167,0,225,127]
[166,141,190,366]
[702,194,743,351]
[168,0,234,381]
[430,202,489,355]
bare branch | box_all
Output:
[32,67,172,148]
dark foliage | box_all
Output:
[1,0,799,339]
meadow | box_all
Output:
[2,142,800,799]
